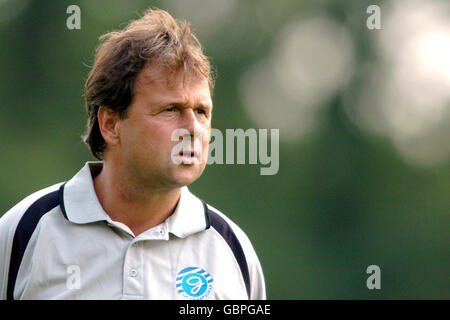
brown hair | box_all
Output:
[83,8,215,160]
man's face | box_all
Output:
[115,62,212,190]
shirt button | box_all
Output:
[129,268,138,277]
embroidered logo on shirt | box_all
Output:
[176,266,214,300]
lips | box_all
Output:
[179,150,196,157]
[174,149,201,164]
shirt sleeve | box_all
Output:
[0,203,26,300]
[248,243,266,300]
[231,224,267,300]
[0,185,58,300]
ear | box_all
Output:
[97,106,121,147]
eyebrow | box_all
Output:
[161,101,213,110]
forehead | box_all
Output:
[134,62,212,105]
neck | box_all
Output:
[93,161,181,236]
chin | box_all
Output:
[168,165,203,187]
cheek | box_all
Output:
[202,127,211,144]
[195,123,209,142]
[201,127,211,158]
[122,120,171,155]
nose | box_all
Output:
[180,108,199,137]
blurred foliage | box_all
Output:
[0,0,448,299]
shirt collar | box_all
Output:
[60,161,210,238]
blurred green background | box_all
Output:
[0,0,449,299]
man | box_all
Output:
[0,9,265,300]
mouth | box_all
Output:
[179,150,196,157]
[175,150,200,164]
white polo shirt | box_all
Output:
[0,162,265,300]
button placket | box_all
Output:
[123,241,144,298]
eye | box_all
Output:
[196,108,206,115]
[164,106,176,112]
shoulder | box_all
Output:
[0,182,63,233]
[202,202,266,299]
[204,203,255,253]
[0,182,63,299]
